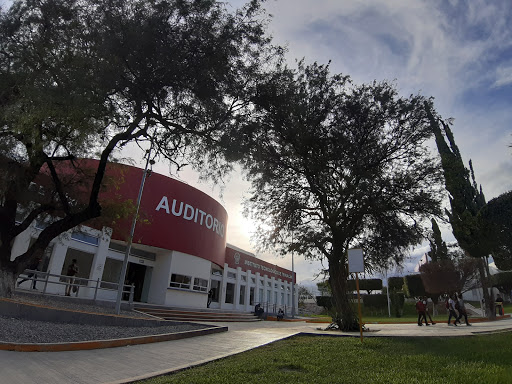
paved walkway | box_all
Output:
[1,317,511,384]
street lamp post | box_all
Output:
[291,231,295,318]
[114,146,154,315]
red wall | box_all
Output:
[225,246,295,283]
[100,161,228,267]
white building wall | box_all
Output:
[147,251,172,305]
[164,251,211,308]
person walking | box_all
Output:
[455,293,471,326]
[416,297,429,326]
[447,294,458,326]
[65,258,79,296]
[17,257,42,290]
[207,289,213,308]
[423,296,436,325]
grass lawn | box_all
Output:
[137,332,512,384]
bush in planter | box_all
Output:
[390,292,405,317]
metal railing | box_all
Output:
[257,301,289,315]
[16,269,135,304]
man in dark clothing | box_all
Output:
[455,293,471,326]
[416,298,429,326]
[65,259,79,296]
[17,257,42,290]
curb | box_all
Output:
[0,325,228,352]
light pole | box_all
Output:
[291,231,295,318]
[114,144,154,315]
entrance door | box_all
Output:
[125,262,147,302]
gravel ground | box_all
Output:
[0,316,209,343]
[1,293,213,344]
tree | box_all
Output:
[492,272,512,296]
[480,191,512,271]
[239,62,443,330]
[427,218,449,262]
[403,274,425,298]
[420,257,480,298]
[0,0,278,296]
[425,105,495,317]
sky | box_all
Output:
[2,0,511,292]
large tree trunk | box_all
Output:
[0,266,17,298]
[478,257,495,320]
[328,257,359,331]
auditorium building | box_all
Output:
[12,160,297,314]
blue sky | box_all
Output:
[2,0,511,290]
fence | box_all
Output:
[16,269,135,304]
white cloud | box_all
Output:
[493,65,512,88]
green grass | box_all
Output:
[137,333,512,384]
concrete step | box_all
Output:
[134,305,261,323]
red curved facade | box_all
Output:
[99,161,228,267]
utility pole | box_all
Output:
[114,144,154,315]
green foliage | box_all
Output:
[388,277,405,292]
[347,278,382,293]
[390,292,405,317]
[362,294,388,311]
[480,192,512,271]
[492,272,512,294]
[428,218,449,262]
[315,296,333,310]
[404,274,426,298]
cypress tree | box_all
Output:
[425,103,494,318]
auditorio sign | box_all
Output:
[96,161,228,267]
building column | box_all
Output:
[219,263,229,309]
[245,269,252,311]
[45,233,71,294]
[87,227,112,296]
[255,272,261,304]
[234,266,242,310]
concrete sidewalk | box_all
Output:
[1,317,511,384]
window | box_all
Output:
[210,280,221,303]
[211,269,222,276]
[267,290,271,303]
[258,288,264,303]
[101,258,122,289]
[267,281,271,287]
[281,292,284,305]
[227,272,236,279]
[71,232,99,246]
[260,279,264,285]
[170,274,191,289]
[250,287,255,306]
[60,248,94,285]
[225,283,235,304]
[108,242,156,261]
[251,278,256,284]
[241,275,247,282]
[193,278,208,292]
[239,285,246,305]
